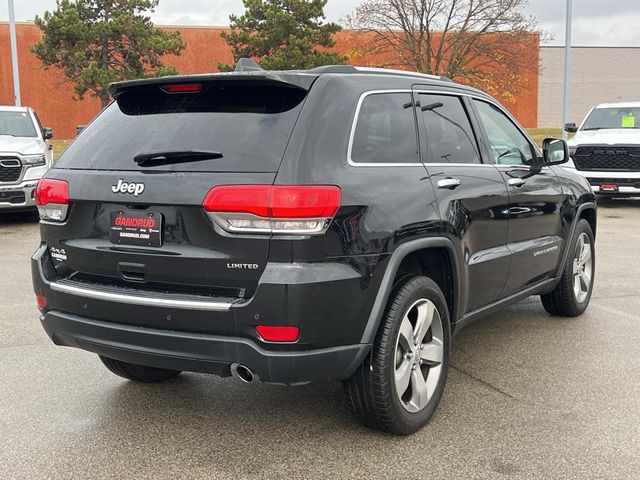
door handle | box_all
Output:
[437,178,462,190]
[508,178,526,188]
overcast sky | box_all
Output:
[1,0,639,47]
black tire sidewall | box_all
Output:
[377,276,451,434]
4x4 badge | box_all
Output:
[111,179,145,197]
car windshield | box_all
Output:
[582,107,640,130]
[0,111,37,138]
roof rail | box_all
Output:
[353,66,449,82]
[309,65,359,74]
[235,58,264,72]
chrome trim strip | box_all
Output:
[49,281,234,312]
[0,159,21,167]
[425,163,495,168]
[346,87,539,168]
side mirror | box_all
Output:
[564,122,578,133]
[76,125,87,136]
[542,138,569,166]
[42,127,54,140]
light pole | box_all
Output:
[8,0,21,106]
[562,0,573,139]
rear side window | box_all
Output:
[350,93,419,164]
[55,83,308,172]
[418,94,480,164]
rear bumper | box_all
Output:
[40,310,369,384]
[32,245,378,383]
[0,179,38,210]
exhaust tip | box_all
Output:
[231,363,255,383]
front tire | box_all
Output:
[343,276,450,435]
[99,356,181,383]
[541,219,595,316]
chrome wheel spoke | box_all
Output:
[579,271,591,292]
[576,235,584,259]
[395,359,412,396]
[573,273,581,294]
[420,338,443,365]
[413,301,434,345]
[409,368,429,410]
[579,243,592,264]
[426,365,441,399]
[398,317,414,350]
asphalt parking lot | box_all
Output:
[1,200,639,480]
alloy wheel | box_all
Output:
[572,232,593,304]
[394,298,444,413]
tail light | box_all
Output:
[203,185,341,235]
[35,179,70,222]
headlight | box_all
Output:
[22,154,46,167]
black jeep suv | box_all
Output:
[32,62,596,435]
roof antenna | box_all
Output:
[235,58,264,72]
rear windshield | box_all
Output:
[55,82,308,172]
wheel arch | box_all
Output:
[579,205,597,239]
[555,201,597,280]
[360,238,462,345]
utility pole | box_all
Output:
[8,0,22,106]
[562,0,573,139]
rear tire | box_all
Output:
[343,276,450,435]
[541,219,595,316]
[99,356,181,383]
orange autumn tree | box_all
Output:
[347,0,540,104]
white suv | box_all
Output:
[565,102,640,197]
[0,106,54,212]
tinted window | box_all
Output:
[0,111,37,138]
[474,100,536,166]
[351,93,419,164]
[55,83,307,172]
[419,94,480,164]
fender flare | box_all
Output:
[555,201,597,279]
[359,237,462,344]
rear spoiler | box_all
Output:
[108,71,318,99]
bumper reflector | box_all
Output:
[256,325,300,343]
[36,295,47,310]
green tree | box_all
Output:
[31,0,186,108]
[220,0,346,71]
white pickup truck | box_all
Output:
[565,102,640,198]
[0,106,54,212]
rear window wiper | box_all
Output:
[134,150,223,167]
